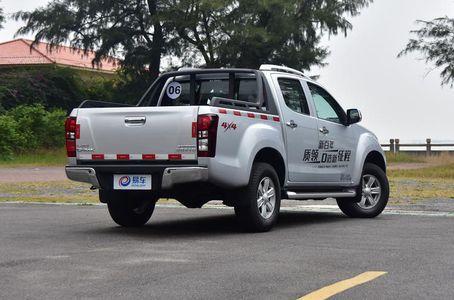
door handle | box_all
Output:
[286,120,298,129]
[319,126,329,135]
[125,116,146,126]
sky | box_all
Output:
[1,0,453,143]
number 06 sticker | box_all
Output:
[166,82,182,100]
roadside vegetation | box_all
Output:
[0,181,98,204]
[1,153,453,205]
[0,67,145,162]
[387,154,454,203]
[0,105,66,160]
[0,148,66,167]
[386,152,425,163]
[389,162,454,179]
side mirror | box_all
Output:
[347,109,362,125]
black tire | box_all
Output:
[234,162,281,232]
[337,163,389,218]
[100,190,157,227]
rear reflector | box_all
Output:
[117,154,130,160]
[65,139,76,157]
[92,154,105,160]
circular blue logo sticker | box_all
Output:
[119,176,131,187]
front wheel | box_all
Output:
[337,163,389,218]
[234,163,281,232]
[100,190,158,227]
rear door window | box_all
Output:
[277,78,310,115]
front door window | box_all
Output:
[307,82,345,125]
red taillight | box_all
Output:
[197,114,219,158]
[65,117,79,157]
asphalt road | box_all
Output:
[1,203,453,299]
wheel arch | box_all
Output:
[253,147,286,187]
[364,150,386,173]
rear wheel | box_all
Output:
[100,190,158,227]
[337,163,389,218]
[234,163,281,232]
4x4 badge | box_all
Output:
[221,122,237,132]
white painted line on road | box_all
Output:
[1,201,453,217]
[279,205,454,218]
[297,271,387,300]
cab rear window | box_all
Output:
[160,78,258,107]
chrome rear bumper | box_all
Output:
[65,167,101,188]
[161,167,208,189]
[65,166,208,190]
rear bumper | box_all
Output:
[65,167,101,188]
[65,166,208,190]
[161,167,208,189]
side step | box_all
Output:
[285,190,356,200]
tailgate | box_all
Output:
[75,106,198,161]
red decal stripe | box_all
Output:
[260,115,268,120]
[247,113,255,118]
[117,154,130,160]
[192,122,197,138]
[273,116,280,122]
[233,111,242,116]
[219,109,227,114]
[168,154,182,160]
[142,154,156,160]
[92,154,105,160]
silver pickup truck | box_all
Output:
[66,65,389,232]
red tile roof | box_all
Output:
[0,39,119,73]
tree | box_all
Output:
[399,17,454,87]
[14,0,170,81]
[166,0,373,70]
[0,1,5,29]
[15,0,372,82]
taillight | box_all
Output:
[65,117,79,157]
[197,114,219,157]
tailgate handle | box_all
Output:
[125,116,146,126]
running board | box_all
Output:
[285,190,356,200]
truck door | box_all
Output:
[272,75,320,182]
[306,82,357,183]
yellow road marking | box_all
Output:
[298,271,387,300]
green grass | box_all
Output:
[0,148,67,167]
[388,163,454,202]
[0,180,98,203]
[0,180,181,205]
[389,163,454,179]
[0,149,446,168]
[0,150,452,205]
[389,178,454,203]
[386,152,425,164]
